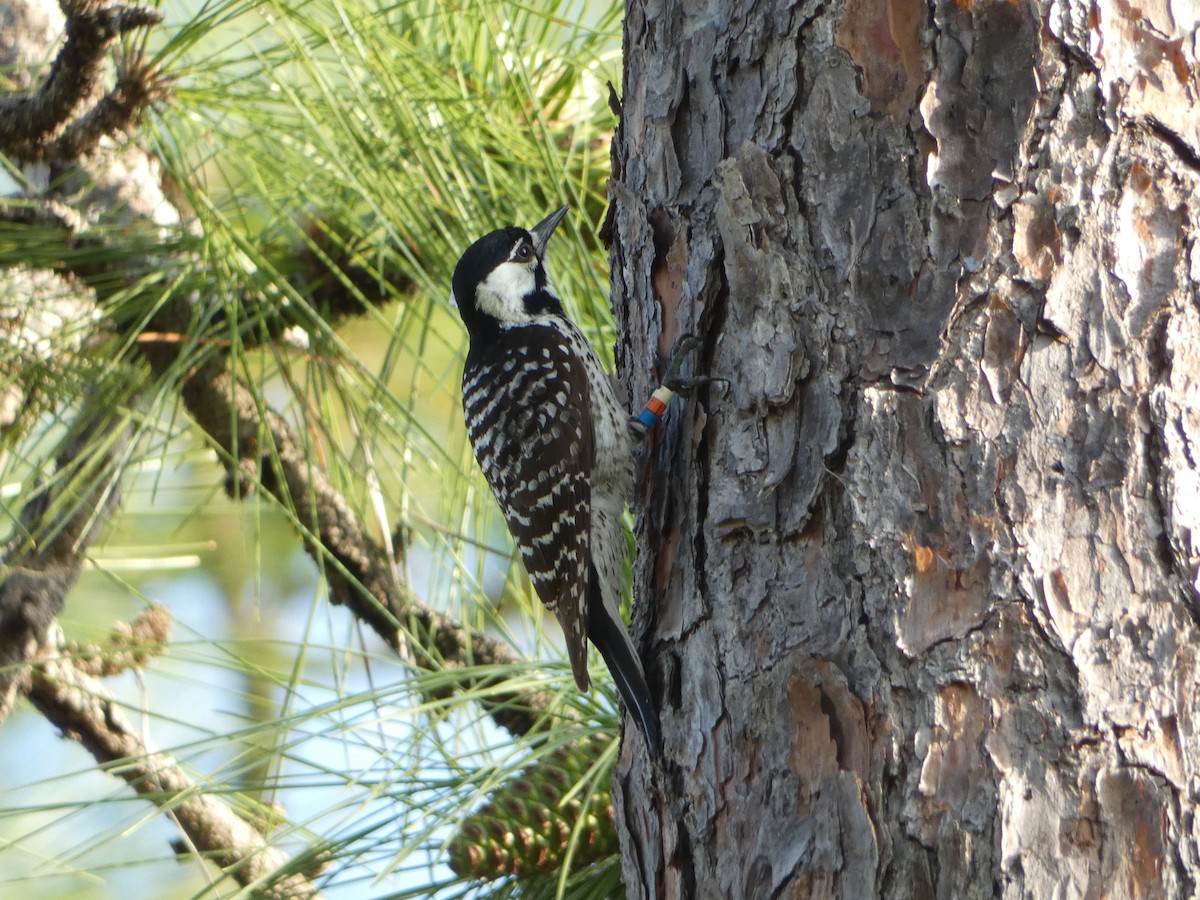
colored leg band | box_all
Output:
[637,386,675,428]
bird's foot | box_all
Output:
[664,333,722,396]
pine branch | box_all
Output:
[26,622,326,899]
[0,383,319,896]
[43,47,167,159]
[0,394,127,720]
[64,603,170,676]
[137,321,554,737]
[0,391,323,892]
[0,0,163,160]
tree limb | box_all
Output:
[26,622,326,899]
[0,394,126,720]
[0,0,163,160]
[2,0,555,745]
[143,335,554,737]
[0,393,321,893]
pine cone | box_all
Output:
[447,735,619,881]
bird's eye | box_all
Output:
[515,243,533,262]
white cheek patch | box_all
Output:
[477,261,536,325]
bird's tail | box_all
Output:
[588,574,661,755]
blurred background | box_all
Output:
[0,0,627,895]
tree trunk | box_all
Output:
[610,0,1200,896]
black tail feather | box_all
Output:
[587,580,661,755]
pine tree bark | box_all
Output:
[610,0,1200,896]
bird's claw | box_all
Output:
[664,333,722,396]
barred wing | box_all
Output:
[462,328,595,690]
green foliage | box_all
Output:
[0,0,630,896]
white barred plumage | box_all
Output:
[451,207,660,753]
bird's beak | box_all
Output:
[530,205,569,257]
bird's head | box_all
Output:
[451,206,569,339]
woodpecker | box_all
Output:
[451,206,660,753]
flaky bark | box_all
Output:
[612,0,1200,896]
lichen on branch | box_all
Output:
[0,0,164,161]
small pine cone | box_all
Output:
[447,735,619,881]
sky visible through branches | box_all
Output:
[0,0,624,895]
